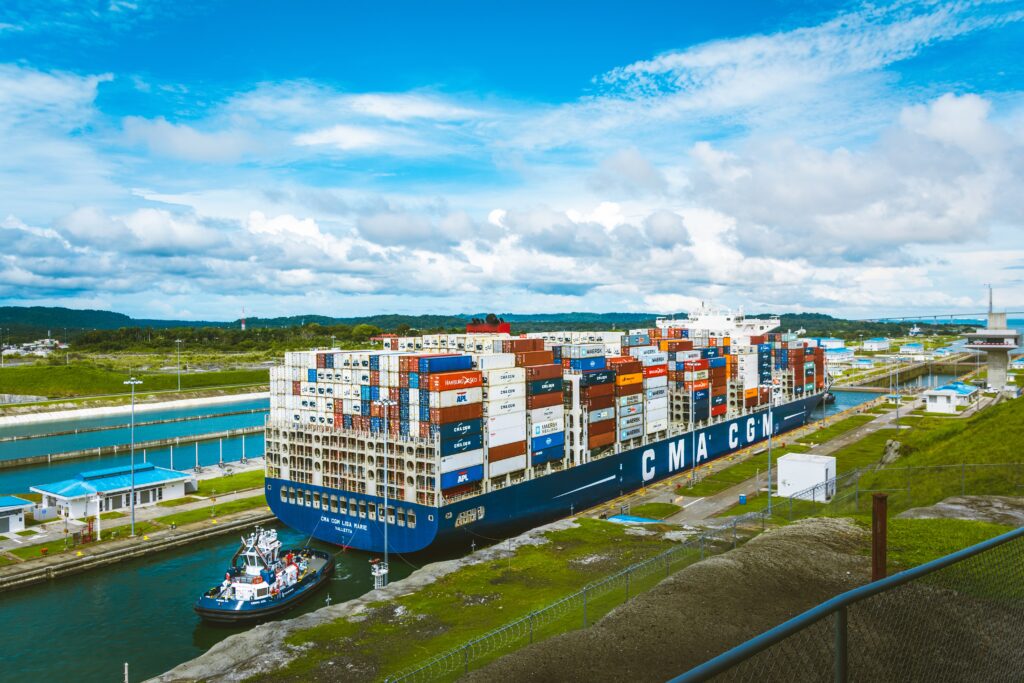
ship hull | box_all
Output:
[265,393,823,554]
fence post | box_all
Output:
[834,606,848,682]
[699,535,705,560]
[463,645,469,674]
[788,496,793,521]
[732,519,738,548]
[529,612,534,643]
[583,586,588,627]
[665,553,670,578]
[872,493,888,581]
[626,568,631,599]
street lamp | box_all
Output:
[762,380,778,515]
[372,397,397,589]
[124,377,143,536]
[175,339,183,391]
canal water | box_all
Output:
[0,524,430,683]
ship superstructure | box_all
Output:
[264,309,826,552]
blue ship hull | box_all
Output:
[265,394,823,554]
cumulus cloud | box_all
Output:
[122,117,256,162]
[588,148,668,197]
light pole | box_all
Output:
[373,398,396,589]
[763,381,777,515]
[124,377,142,536]
[175,339,183,391]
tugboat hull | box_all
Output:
[194,548,335,624]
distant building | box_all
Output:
[804,337,845,350]
[777,453,837,500]
[862,338,890,352]
[922,382,980,414]
[965,312,1022,391]
[853,357,876,369]
[0,496,34,534]
[31,463,194,519]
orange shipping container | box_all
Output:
[615,383,644,397]
[429,403,483,424]
[589,419,615,436]
[428,370,483,392]
[583,395,615,411]
[744,388,758,399]
[488,440,527,461]
[515,350,554,367]
[616,372,643,386]
[582,383,614,398]
[526,392,562,410]
[588,432,616,449]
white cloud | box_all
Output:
[293,123,409,152]
[347,93,479,121]
[122,116,256,162]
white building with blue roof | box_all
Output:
[31,463,194,520]
[922,381,981,414]
[0,495,34,534]
[862,337,890,352]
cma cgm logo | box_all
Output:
[642,413,773,482]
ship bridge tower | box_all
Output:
[964,287,1021,391]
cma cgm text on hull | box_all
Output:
[263,305,827,553]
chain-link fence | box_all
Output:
[383,512,767,683]
[671,525,1024,681]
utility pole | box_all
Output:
[124,377,142,536]
[175,339,183,391]
[373,398,396,589]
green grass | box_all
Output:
[15,529,37,537]
[260,518,682,681]
[99,511,125,520]
[9,521,164,559]
[852,516,1014,571]
[0,364,268,399]
[679,445,809,497]
[194,469,265,496]
[628,502,681,519]
[799,414,875,444]
[156,495,201,507]
[155,495,267,526]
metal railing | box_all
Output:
[383,512,768,683]
[671,524,1024,681]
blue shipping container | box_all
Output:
[419,355,473,374]
[325,354,334,368]
[369,355,380,370]
[709,357,727,368]
[360,401,370,416]
[569,356,607,372]
[370,386,380,401]
[693,389,710,401]
[531,431,565,452]
[701,347,719,359]
[438,418,482,441]
[527,378,561,395]
[440,433,483,457]
[409,373,419,389]
[580,369,615,386]
[531,444,566,465]
[307,368,317,383]
[441,465,483,490]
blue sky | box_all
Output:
[1,0,1023,320]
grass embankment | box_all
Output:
[155,495,267,526]
[629,502,681,519]
[0,364,267,399]
[678,444,809,498]
[8,520,164,560]
[859,517,1014,570]
[799,414,876,444]
[254,519,686,681]
[156,495,201,507]
[195,469,264,496]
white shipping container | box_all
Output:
[531,418,564,437]
[478,353,516,371]
[641,352,669,365]
[643,375,668,388]
[483,366,526,385]
[484,383,526,401]
[528,405,564,423]
[620,404,644,417]
[566,343,606,359]
[488,421,528,446]
[618,393,643,407]
[483,397,527,416]
[489,454,527,478]
[645,418,668,433]
[628,345,659,357]
[645,387,668,400]
[646,396,669,412]
[588,407,615,423]
[429,387,483,409]
[440,448,485,473]
[485,411,525,433]
[646,407,669,423]
[619,414,643,428]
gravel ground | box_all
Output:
[897,495,1024,526]
[465,518,870,683]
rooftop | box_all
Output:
[778,452,836,465]
[865,337,889,342]
[31,463,192,500]
[925,381,979,396]
[0,495,34,511]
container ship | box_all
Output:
[263,306,826,553]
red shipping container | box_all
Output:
[502,338,544,353]
[583,394,615,411]
[688,379,710,392]
[608,359,642,374]
[711,385,727,397]
[711,404,727,416]
[316,353,327,369]
[370,403,382,418]
[643,364,668,379]
[489,440,527,461]
[419,422,432,438]
[399,374,410,388]
[428,370,483,392]
[581,383,614,398]
[515,350,554,367]
[684,359,709,371]
[430,403,484,424]
[442,482,476,495]
[588,432,615,449]
[526,392,562,410]
[615,383,643,397]
[589,419,615,436]
[370,370,380,385]
[292,381,301,396]
[525,363,563,380]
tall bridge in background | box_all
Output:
[860,310,1024,323]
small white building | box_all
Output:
[0,496,34,534]
[922,381,981,414]
[862,337,890,352]
[852,357,876,369]
[777,453,837,501]
[31,463,194,520]
[804,337,845,350]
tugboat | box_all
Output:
[194,527,335,624]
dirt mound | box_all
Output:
[897,495,1024,526]
[465,518,870,683]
